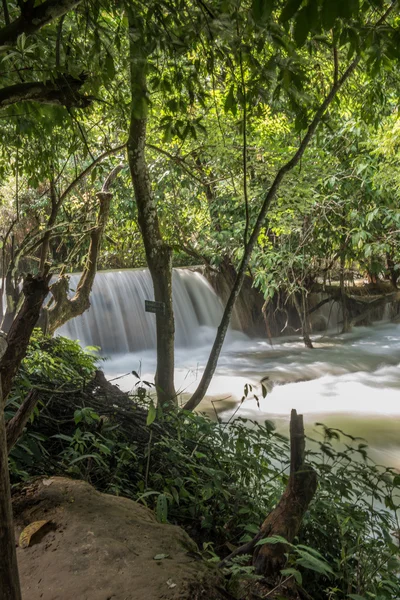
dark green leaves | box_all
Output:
[252,0,275,23]
[147,400,157,426]
[321,0,338,30]
[280,0,303,23]
[105,52,116,81]
[293,7,310,46]
[224,84,237,116]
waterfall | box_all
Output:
[57,269,224,353]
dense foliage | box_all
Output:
[6,335,400,600]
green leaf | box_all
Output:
[146,401,156,426]
[256,535,292,546]
[280,0,303,23]
[281,567,302,585]
[293,7,310,47]
[321,0,338,30]
[224,85,237,116]
[156,493,168,523]
[153,553,169,560]
[295,548,335,577]
[105,52,115,81]
[252,0,274,23]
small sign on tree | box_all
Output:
[145,300,166,315]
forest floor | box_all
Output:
[12,477,223,600]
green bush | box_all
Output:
[6,330,98,479]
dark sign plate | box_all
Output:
[145,300,166,315]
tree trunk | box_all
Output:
[1,274,50,403]
[252,410,317,576]
[293,291,313,349]
[340,253,350,333]
[126,11,176,409]
[0,381,22,600]
[183,56,360,411]
[1,234,20,333]
[219,410,317,578]
[0,274,50,600]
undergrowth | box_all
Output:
[6,332,400,600]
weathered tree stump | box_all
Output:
[219,409,317,580]
[252,409,317,576]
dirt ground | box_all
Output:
[12,477,222,600]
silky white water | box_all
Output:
[57,270,400,469]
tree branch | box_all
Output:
[0,0,83,47]
[6,389,40,451]
[58,143,126,203]
[0,273,50,405]
[0,74,91,108]
[46,165,123,333]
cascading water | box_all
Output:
[55,270,400,468]
[57,269,224,353]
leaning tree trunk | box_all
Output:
[183,55,361,411]
[126,10,176,409]
[0,273,50,600]
[219,410,317,578]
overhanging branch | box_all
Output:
[0,74,91,108]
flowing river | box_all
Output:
[58,269,400,470]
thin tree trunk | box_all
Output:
[126,10,176,409]
[39,180,58,273]
[183,56,360,411]
[1,235,20,333]
[293,292,313,349]
[340,253,350,333]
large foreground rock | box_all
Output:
[13,477,220,600]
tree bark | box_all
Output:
[219,410,317,578]
[0,274,50,403]
[252,410,317,576]
[126,10,176,409]
[339,253,350,333]
[0,381,22,600]
[183,56,360,411]
[293,291,313,349]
